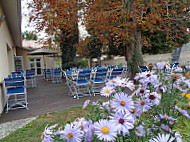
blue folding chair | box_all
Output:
[4,76,28,113]
[174,63,179,67]
[165,64,175,73]
[73,70,92,99]
[52,68,62,83]
[26,70,36,88]
[138,66,149,72]
[90,69,108,96]
[63,70,77,97]
[44,69,52,81]
[107,68,124,80]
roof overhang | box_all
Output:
[0,0,22,47]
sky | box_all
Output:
[21,0,89,39]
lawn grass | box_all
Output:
[0,107,88,142]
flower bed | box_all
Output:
[42,63,190,142]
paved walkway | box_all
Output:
[0,77,108,123]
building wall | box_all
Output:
[0,5,16,114]
[17,48,60,73]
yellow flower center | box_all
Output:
[79,125,84,130]
[135,122,138,125]
[101,127,109,134]
[110,105,113,110]
[120,101,126,106]
[105,89,110,93]
[140,101,145,105]
[137,130,141,133]
[188,102,190,107]
[181,93,185,96]
[186,94,190,99]
[67,133,74,139]
[130,108,136,114]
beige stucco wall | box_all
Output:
[0,5,16,114]
[17,48,61,74]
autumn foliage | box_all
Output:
[29,0,189,77]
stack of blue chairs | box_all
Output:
[90,67,108,96]
[63,64,128,99]
[26,69,36,88]
[52,68,62,83]
[3,76,28,113]
[73,69,92,99]
[43,69,52,81]
[107,68,124,80]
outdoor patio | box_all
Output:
[0,76,108,123]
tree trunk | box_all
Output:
[125,30,143,80]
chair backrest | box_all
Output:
[96,67,108,72]
[77,71,91,80]
[53,68,62,76]
[26,70,35,76]
[110,68,123,76]
[170,64,175,68]
[81,69,91,73]
[107,65,115,70]
[4,77,25,88]
[45,69,52,75]
[116,65,123,69]
[174,63,179,67]
[70,67,77,70]
[94,71,107,79]
[11,71,24,75]
[138,66,149,72]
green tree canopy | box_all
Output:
[22,31,37,40]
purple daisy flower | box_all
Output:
[102,101,112,112]
[159,114,176,124]
[62,123,83,142]
[136,98,152,113]
[83,100,90,109]
[185,65,190,70]
[94,119,117,142]
[42,124,58,142]
[175,106,190,119]
[114,77,134,91]
[75,119,90,132]
[85,130,93,142]
[173,67,183,72]
[135,87,149,99]
[149,133,175,142]
[157,61,166,70]
[92,102,97,106]
[135,125,145,137]
[129,107,140,120]
[136,72,158,88]
[155,84,167,93]
[147,92,161,106]
[175,131,183,142]
[111,92,134,114]
[105,78,117,87]
[100,86,115,97]
[183,80,190,88]
[160,124,170,132]
[110,112,134,136]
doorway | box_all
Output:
[29,58,42,76]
